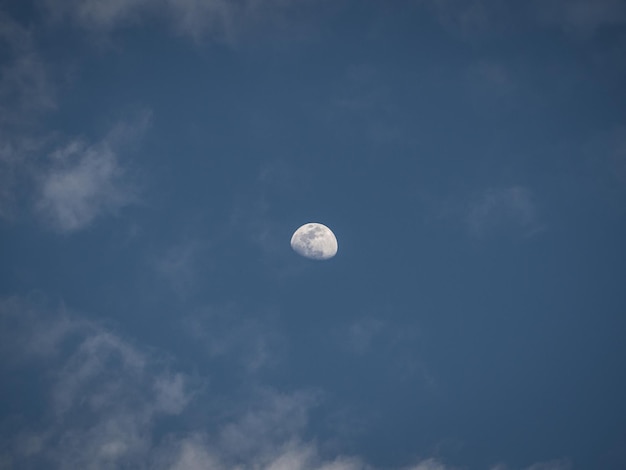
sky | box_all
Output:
[0,0,625,469]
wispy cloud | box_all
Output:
[0,296,565,470]
[533,0,626,36]
[343,317,385,355]
[43,0,326,42]
[336,316,435,390]
[159,434,366,470]
[524,459,571,470]
[35,114,149,233]
[0,14,56,219]
[417,0,501,36]
[217,388,318,459]
[184,304,284,374]
[36,140,131,232]
[466,186,542,238]
[406,459,455,470]
[0,12,150,230]
[43,0,150,30]
[153,239,210,297]
[0,296,200,469]
[0,296,344,469]
[0,14,55,128]
[490,459,572,470]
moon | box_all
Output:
[290,223,338,260]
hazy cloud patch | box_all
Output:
[466,186,542,238]
[217,388,318,459]
[0,296,556,469]
[343,317,385,355]
[43,0,329,42]
[153,239,211,297]
[184,304,285,374]
[533,0,626,36]
[0,14,56,220]
[406,459,454,470]
[36,139,130,232]
[490,459,571,470]
[524,458,571,470]
[0,13,55,128]
[0,296,338,469]
[35,114,149,233]
[336,316,435,390]
[0,296,200,469]
[168,0,335,44]
[415,0,519,37]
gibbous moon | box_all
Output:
[290,223,338,260]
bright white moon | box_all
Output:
[290,223,338,260]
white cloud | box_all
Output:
[0,296,199,469]
[217,389,317,459]
[260,444,364,470]
[154,373,195,414]
[406,459,452,470]
[36,140,130,232]
[0,296,564,470]
[160,434,223,470]
[0,13,148,231]
[159,436,366,470]
[35,115,148,232]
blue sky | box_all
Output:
[1,1,625,469]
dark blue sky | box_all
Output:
[1,1,625,469]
